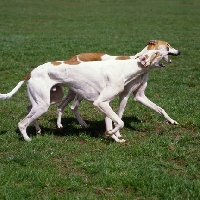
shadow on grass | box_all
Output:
[0,130,8,135]
[15,116,142,141]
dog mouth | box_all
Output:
[159,54,170,67]
[166,51,181,63]
[168,51,181,56]
[158,50,181,68]
[164,54,172,64]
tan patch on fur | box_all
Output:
[145,55,149,60]
[67,55,78,62]
[63,60,80,65]
[147,40,158,50]
[146,40,176,51]
[51,61,62,66]
[22,73,31,81]
[146,40,169,50]
[115,56,131,60]
[78,53,104,61]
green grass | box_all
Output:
[0,0,200,199]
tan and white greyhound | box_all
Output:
[0,49,177,142]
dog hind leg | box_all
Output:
[70,95,88,128]
[26,105,41,134]
[57,90,87,128]
[57,91,74,128]
[18,79,51,141]
[19,103,49,141]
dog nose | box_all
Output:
[177,51,181,55]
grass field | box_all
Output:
[0,0,200,199]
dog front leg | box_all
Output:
[105,108,122,141]
[94,100,125,143]
[115,90,133,138]
[105,116,124,142]
[134,83,178,124]
[105,101,113,132]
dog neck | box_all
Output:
[134,46,149,58]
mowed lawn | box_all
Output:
[0,0,200,199]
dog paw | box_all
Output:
[57,124,63,129]
[167,118,178,125]
[119,139,126,143]
[115,132,122,138]
[81,124,88,129]
[24,137,32,142]
[104,130,112,136]
[78,120,88,129]
[170,120,179,125]
[173,121,179,125]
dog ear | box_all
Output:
[139,55,147,67]
[147,40,156,45]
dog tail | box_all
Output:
[0,74,31,100]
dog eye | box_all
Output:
[166,47,169,51]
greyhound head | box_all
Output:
[139,50,170,68]
[146,40,181,62]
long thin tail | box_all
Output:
[0,74,31,100]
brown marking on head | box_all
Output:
[63,60,80,65]
[22,73,31,81]
[146,40,173,50]
[146,40,159,50]
[115,56,131,60]
[51,61,62,66]
[78,53,104,62]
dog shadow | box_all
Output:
[52,116,141,137]
[0,130,8,135]
[15,116,142,141]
